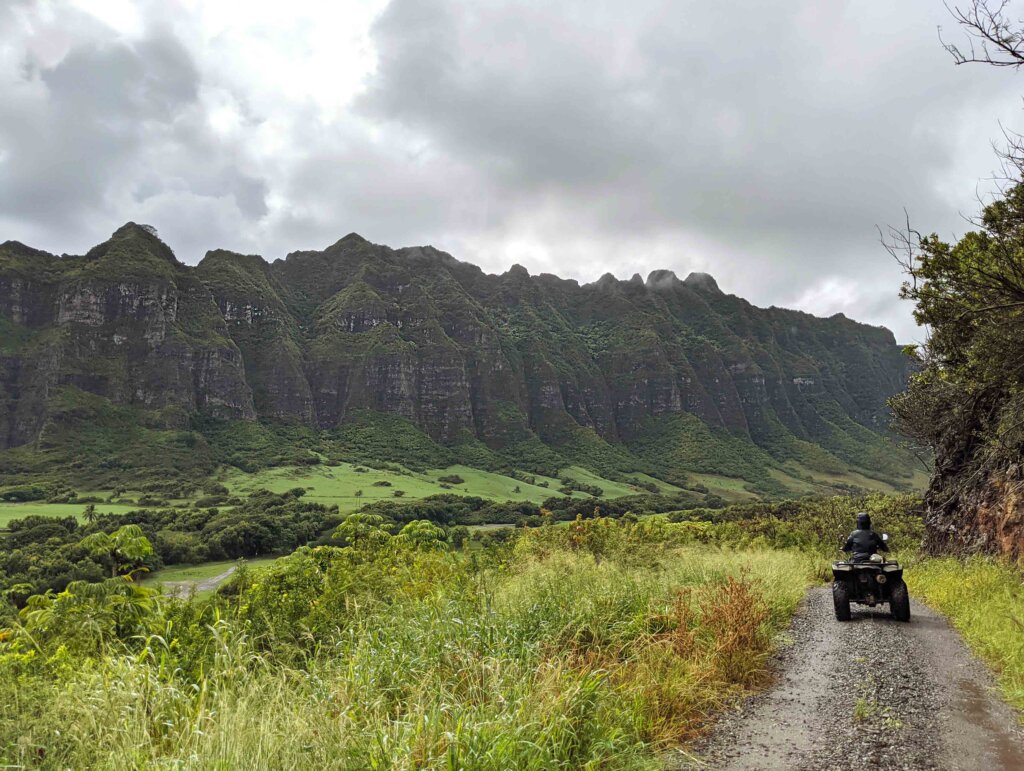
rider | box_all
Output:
[841,512,888,563]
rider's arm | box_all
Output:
[875,533,889,552]
[841,533,854,552]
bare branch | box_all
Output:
[943,1,1024,68]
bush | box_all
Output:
[438,474,465,485]
[0,485,48,502]
[195,495,227,508]
[559,478,604,497]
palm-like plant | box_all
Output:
[19,578,160,651]
[395,520,449,551]
[79,524,154,578]
[333,513,391,550]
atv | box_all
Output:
[831,534,910,622]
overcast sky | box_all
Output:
[2,0,1023,341]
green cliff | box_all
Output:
[0,225,918,494]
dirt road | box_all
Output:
[161,566,237,598]
[668,587,1024,771]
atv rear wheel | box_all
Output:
[889,580,911,622]
[832,581,851,621]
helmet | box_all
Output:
[856,512,871,530]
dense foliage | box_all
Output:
[0,489,342,606]
[892,183,1024,556]
[355,489,707,527]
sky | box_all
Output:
[2,1,1023,342]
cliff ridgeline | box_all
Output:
[0,224,917,494]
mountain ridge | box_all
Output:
[0,224,918,495]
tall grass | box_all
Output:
[0,535,815,769]
[908,557,1024,714]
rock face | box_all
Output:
[0,225,915,482]
[0,225,254,448]
[923,467,1024,560]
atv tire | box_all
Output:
[832,581,851,621]
[889,580,911,622]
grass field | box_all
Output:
[687,472,760,502]
[0,463,681,533]
[221,462,670,513]
[0,501,142,527]
[781,462,926,494]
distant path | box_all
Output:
[666,587,1024,770]
[161,566,237,598]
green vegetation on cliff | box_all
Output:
[1,225,920,498]
[892,183,1024,558]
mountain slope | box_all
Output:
[0,225,918,494]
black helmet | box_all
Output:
[856,512,871,530]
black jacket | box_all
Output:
[842,528,888,562]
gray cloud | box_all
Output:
[1,0,1022,341]
[0,1,265,259]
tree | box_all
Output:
[79,525,154,579]
[395,520,448,551]
[941,2,1024,175]
[942,1,1024,68]
[332,513,390,550]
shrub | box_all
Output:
[0,485,48,502]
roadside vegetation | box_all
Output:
[908,558,1024,714]
[0,493,923,767]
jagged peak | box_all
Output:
[628,273,644,286]
[645,269,681,289]
[94,222,179,264]
[0,240,54,260]
[506,263,530,279]
[586,272,620,292]
[683,272,722,293]
[200,249,269,272]
[112,222,159,239]
[319,232,372,253]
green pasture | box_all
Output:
[687,472,759,501]
[0,501,142,527]
[220,462,665,513]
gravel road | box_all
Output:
[162,566,237,598]
[666,586,1024,771]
